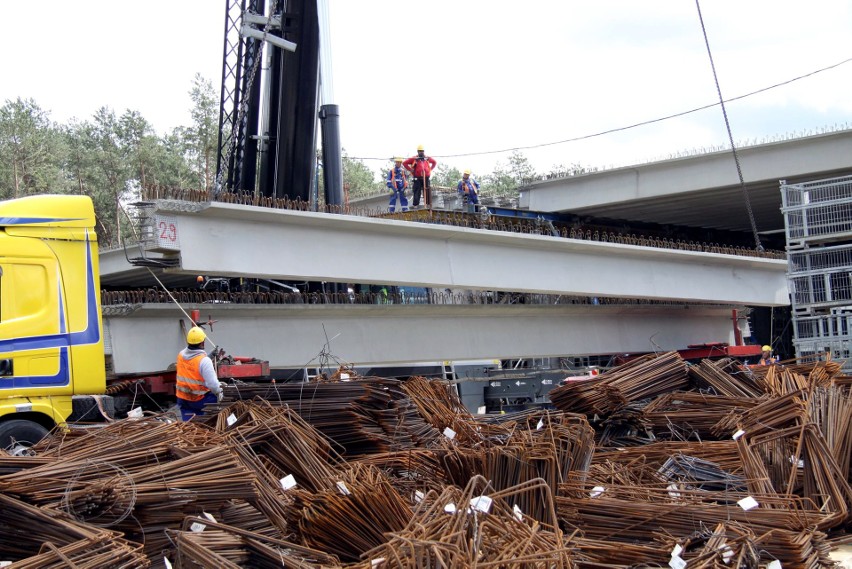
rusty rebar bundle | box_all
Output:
[0,359,849,567]
[550,351,689,415]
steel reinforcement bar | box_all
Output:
[139,185,785,260]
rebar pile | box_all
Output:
[295,465,413,562]
[357,476,573,568]
[0,493,149,568]
[400,376,483,445]
[642,390,761,441]
[550,351,689,415]
[171,516,339,569]
[688,357,766,397]
[0,362,849,567]
[213,378,443,456]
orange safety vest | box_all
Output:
[389,167,408,189]
[176,352,208,401]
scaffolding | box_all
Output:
[782,175,852,368]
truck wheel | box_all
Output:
[0,420,49,455]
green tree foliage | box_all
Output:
[0,98,65,199]
[342,152,382,198]
[482,151,537,196]
[183,73,219,190]
[546,162,593,179]
[61,108,191,244]
[431,163,462,189]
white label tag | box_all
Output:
[513,504,523,521]
[336,481,351,496]
[190,513,216,532]
[280,474,297,490]
[732,429,745,440]
[226,413,237,426]
[371,558,385,567]
[443,427,456,440]
[767,561,782,569]
[669,556,686,569]
[127,406,143,419]
[477,406,486,415]
[536,419,544,430]
[671,544,683,557]
[0,563,13,568]
[444,503,457,514]
[469,495,492,514]
[590,486,606,498]
[340,373,350,380]
[721,545,734,564]
[667,483,681,498]
[163,559,173,569]
[414,490,425,503]
[737,496,759,511]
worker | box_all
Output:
[403,145,437,208]
[457,169,480,212]
[386,157,409,212]
[175,326,224,421]
[758,344,778,366]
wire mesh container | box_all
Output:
[781,175,852,246]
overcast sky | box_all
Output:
[2,1,850,177]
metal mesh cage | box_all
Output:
[783,176,852,370]
[781,175,852,245]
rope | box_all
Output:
[695,0,763,251]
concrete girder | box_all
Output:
[520,130,852,232]
[131,201,789,306]
[103,303,743,373]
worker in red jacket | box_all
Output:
[403,145,437,208]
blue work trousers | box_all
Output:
[389,189,409,212]
[177,392,217,421]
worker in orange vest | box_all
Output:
[457,169,480,213]
[758,344,778,366]
[386,157,409,212]
[175,326,223,421]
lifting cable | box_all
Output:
[695,0,763,251]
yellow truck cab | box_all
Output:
[0,195,107,450]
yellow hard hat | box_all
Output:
[394,156,403,162]
[417,144,424,151]
[187,326,207,344]
[463,169,471,175]
[761,345,771,352]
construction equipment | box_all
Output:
[0,195,278,448]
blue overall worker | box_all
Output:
[175,326,223,421]
[457,169,480,212]
[386,157,409,212]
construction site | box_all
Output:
[2,0,852,568]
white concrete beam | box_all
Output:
[140,201,788,306]
[104,303,741,373]
[522,130,852,213]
